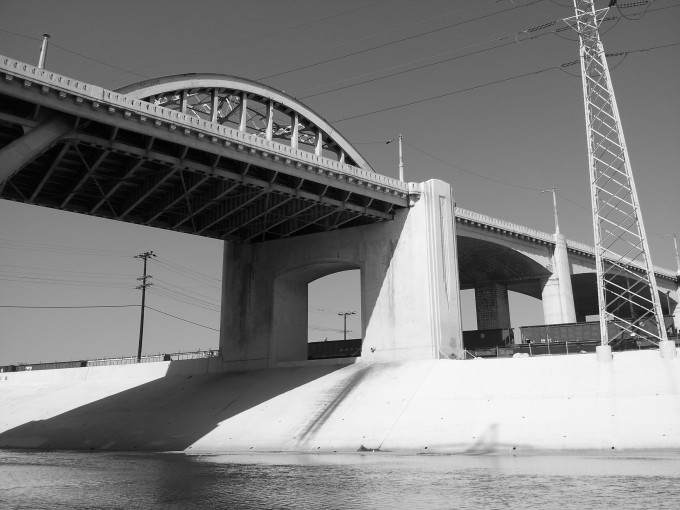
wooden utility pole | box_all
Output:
[135,251,155,362]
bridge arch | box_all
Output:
[117,74,374,172]
[271,258,362,362]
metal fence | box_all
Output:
[0,349,220,373]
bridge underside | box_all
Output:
[0,115,399,243]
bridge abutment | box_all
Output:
[219,179,463,368]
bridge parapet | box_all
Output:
[455,207,555,245]
[454,206,677,282]
[0,55,409,204]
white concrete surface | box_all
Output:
[1,351,678,453]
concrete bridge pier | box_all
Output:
[474,283,511,330]
[219,179,464,369]
[541,233,577,325]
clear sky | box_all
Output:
[1,0,678,365]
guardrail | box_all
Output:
[0,349,220,373]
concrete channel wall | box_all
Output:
[0,351,679,453]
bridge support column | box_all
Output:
[541,233,576,325]
[673,282,680,333]
[0,115,72,184]
[474,283,511,329]
[219,179,464,369]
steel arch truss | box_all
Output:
[0,61,407,244]
[117,74,373,171]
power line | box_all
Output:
[258,0,544,81]
[402,140,545,192]
[146,306,219,331]
[255,0,515,80]
[105,0,392,80]
[331,39,680,124]
[332,64,559,123]
[0,237,136,257]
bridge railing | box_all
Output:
[0,55,409,201]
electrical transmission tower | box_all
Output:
[565,1,670,352]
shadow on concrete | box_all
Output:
[0,362,347,451]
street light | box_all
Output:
[661,234,680,275]
[539,187,560,234]
[338,311,356,342]
[386,134,404,182]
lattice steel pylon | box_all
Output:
[565,0,668,348]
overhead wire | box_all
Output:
[103,0,393,80]
[146,306,219,331]
[153,256,221,287]
[331,39,680,124]
[247,0,505,78]
[258,0,545,81]
[0,237,136,257]
[402,140,545,192]
[331,64,559,124]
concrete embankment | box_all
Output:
[1,351,679,453]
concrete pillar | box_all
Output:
[673,282,680,333]
[474,283,511,330]
[0,115,72,184]
[541,233,576,324]
[219,179,464,368]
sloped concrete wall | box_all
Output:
[1,351,679,453]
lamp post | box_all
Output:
[661,234,680,275]
[338,311,356,341]
[386,134,404,182]
[540,187,560,234]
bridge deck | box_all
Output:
[0,56,409,243]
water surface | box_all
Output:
[2,449,679,509]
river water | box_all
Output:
[1,449,679,509]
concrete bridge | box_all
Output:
[1,55,678,367]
